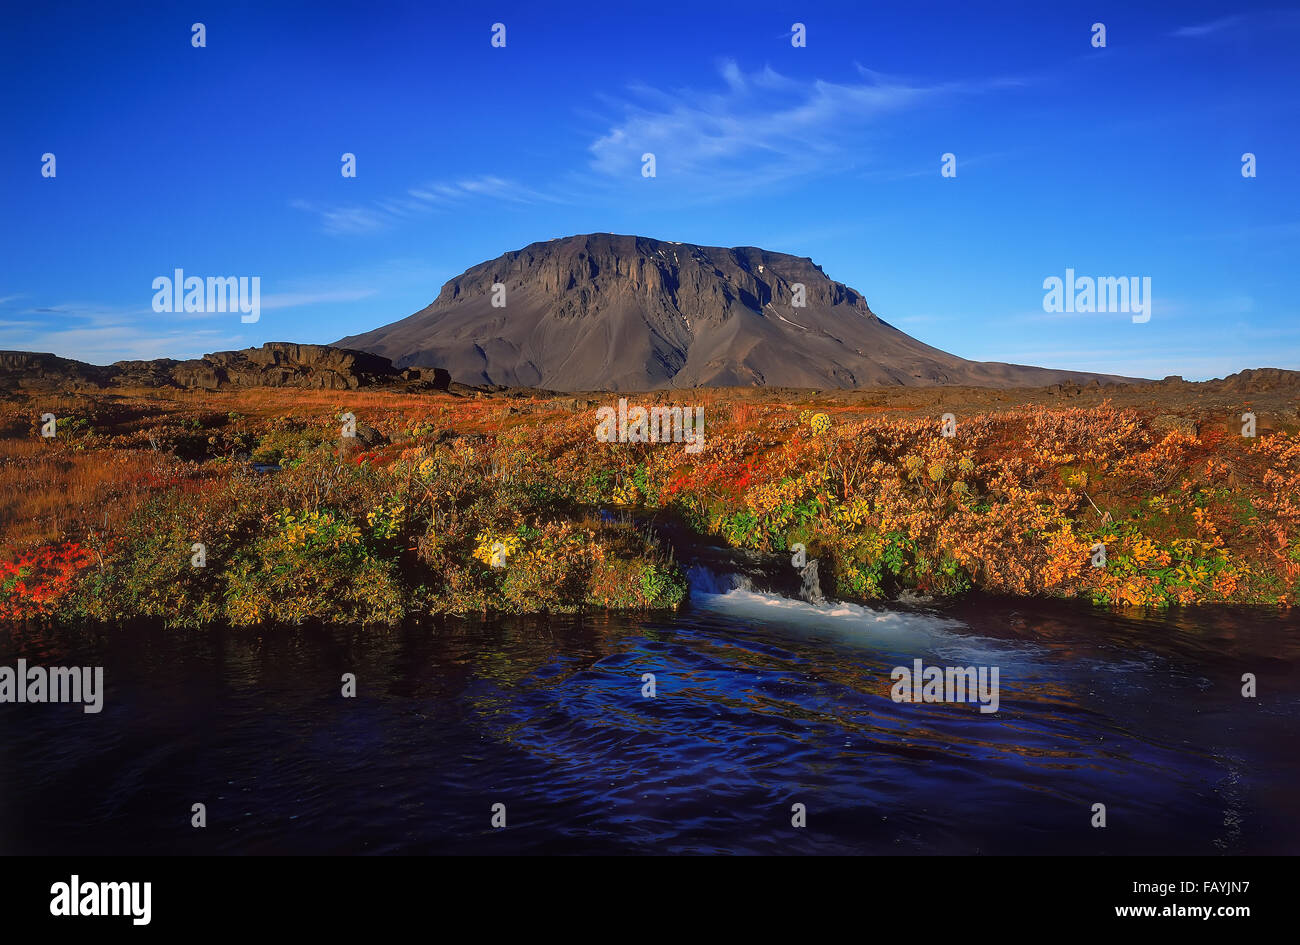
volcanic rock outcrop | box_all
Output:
[0,344,449,392]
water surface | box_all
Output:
[2,580,1297,854]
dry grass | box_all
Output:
[0,438,181,545]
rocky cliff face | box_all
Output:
[337,233,1143,391]
[0,351,120,387]
[168,343,398,390]
[0,343,450,392]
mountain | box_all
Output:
[336,233,1140,391]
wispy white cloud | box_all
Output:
[861,148,1023,183]
[293,61,1030,226]
[0,257,445,362]
[889,313,954,326]
[1008,292,1255,325]
[261,287,379,311]
[1187,221,1300,242]
[260,257,442,310]
[0,301,232,362]
[582,60,1029,200]
[1171,16,1244,38]
[1167,10,1300,39]
[294,175,562,236]
[989,348,1300,381]
[0,309,245,364]
[291,203,390,235]
[13,303,157,326]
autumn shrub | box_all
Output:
[71,475,268,627]
[250,424,335,467]
[222,507,406,626]
[0,542,96,619]
[5,391,1292,621]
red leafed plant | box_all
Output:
[0,542,96,620]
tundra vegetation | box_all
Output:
[1,387,1297,626]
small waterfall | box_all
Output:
[687,557,821,604]
[798,559,824,605]
[676,536,814,602]
[676,540,1045,675]
[686,564,752,596]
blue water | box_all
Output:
[2,577,1298,854]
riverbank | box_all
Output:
[2,383,1298,625]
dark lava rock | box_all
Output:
[0,343,453,393]
[169,343,397,391]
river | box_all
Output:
[2,570,1298,854]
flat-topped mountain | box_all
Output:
[336,233,1141,391]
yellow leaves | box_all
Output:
[1191,506,1220,540]
[744,470,821,520]
[1118,578,1151,607]
[1147,494,1175,514]
[935,498,1082,596]
[274,509,360,549]
[472,532,522,566]
[1130,537,1171,569]
[611,481,639,506]
[367,503,405,526]
[833,498,873,529]
[1033,449,1077,466]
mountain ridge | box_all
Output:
[0,343,448,392]
[336,233,1144,391]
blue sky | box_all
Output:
[2,0,1297,379]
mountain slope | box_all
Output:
[337,234,1139,391]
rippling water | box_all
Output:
[3,578,1299,855]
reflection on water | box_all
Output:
[2,585,1298,854]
